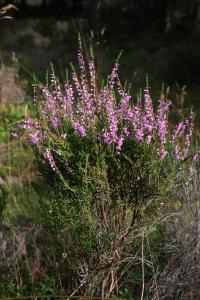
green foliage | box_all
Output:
[0,278,58,298]
[36,121,181,296]
[0,279,20,298]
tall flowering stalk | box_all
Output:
[44,149,59,173]
[172,112,195,160]
[143,88,155,144]
[156,95,171,159]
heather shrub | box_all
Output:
[12,43,196,298]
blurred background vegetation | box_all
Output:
[0,0,200,299]
[1,0,200,89]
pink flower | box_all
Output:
[44,149,59,173]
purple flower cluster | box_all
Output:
[172,112,195,160]
[13,118,41,146]
[44,149,59,173]
[29,130,40,145]
[12,48,196,171]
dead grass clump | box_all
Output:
[148,164,200,300]
[0,54,26,104]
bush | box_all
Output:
[12,42,197,298]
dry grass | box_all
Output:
[148,163,200,300]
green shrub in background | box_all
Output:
[12,42,197,298]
